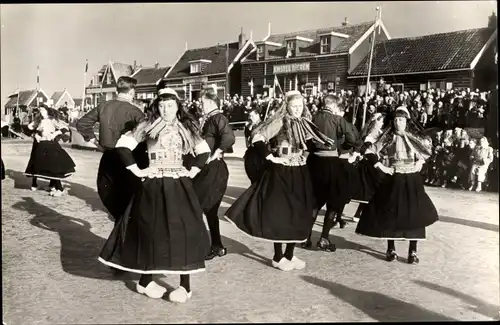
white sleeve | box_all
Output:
[115,135,139,151]
[194,139,211,155]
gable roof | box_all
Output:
[131,66,171,85]
[166,42,241,79]
[102,62,135,84]
[50,91,65,104]
[50,89,74,107]
[349,27,496,77]
[4,89,49,108]
[245,21,374,61]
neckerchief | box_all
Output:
[200,109,223,129]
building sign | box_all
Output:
[183,76,208,85]
[273,62,310,75]
[86,87,116,94]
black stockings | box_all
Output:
[32,178,63,191]
[273,243,296,262]
[387,240,418,253]
[206,198,223,248]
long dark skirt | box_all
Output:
[355,172,439,240]
[1,159,5,180]
[225,163,314,243]
[192,159,229,213]
[244,146,266,184]
[96,149,142,222]
[24,140,75,180]
[307,154,359,211]
[351,154,387,203]
[98,176,210,274]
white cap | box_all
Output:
[158,87,180,99]
[395,106,410,119]
[285,90,302,97]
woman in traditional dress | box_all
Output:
[98,88,211,303]
[350,112,387,221]
[225,90,334,271]
[24,105,75,196]
[355,106,439,264]
[243,108,266,184]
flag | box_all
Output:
[85,59,88,73]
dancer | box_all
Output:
[76,76,146,221]
[98,87,211,303]
[350,113,387,221]
[24,104,75,196]
[303,95,363,251]
[192,85,235,260]
[243,108,266,184]
[225,90,334,271]
[355,106,438,264]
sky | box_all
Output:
[0,1,497,109]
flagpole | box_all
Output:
[225,43,230,97]
[361,7,380,130]
[36,65,40,107]
[82,59,88,112]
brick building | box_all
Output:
[164,29,256,101]
[239,18,391,98]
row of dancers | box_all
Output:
[9,76,439,304]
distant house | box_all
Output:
[4,89,50,116]
[85,61,138,107]
[131,63,171,100]
[348,19,497,92]
[50,89,75,109]
[164,28,257,100]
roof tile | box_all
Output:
[350,27,495,76]
[167,42,241,79]
[133,66,170,85]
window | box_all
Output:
[320,36,330,54]
[190,63,201,74]
[257,45,265,61]
[420,84,427,91]
[286,40,296,57]
[106,72,112,84]
[446,82,453,90]
[428,80,446,91]
[392,83,404,93]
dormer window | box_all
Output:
[190,62,201,74]
[106,71,112,84]
[286,40,296,57]
[257,45,265,61]
[320,36,331,54]
[189,59,211,75]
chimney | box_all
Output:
[342,17,349,26]
[488,11,497,29]
[155,61,159,69]
[216,43,220,54]
[133,60,137,71]
[238,27,246,49]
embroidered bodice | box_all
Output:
[382,134,420,173]
[147,124,185,169]
[31,119,59,141]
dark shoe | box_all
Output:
[386,249,398,262]
[408,251,419,264]
[205,246,227,260]
[316,237,336,252]
[338,219,347,229]
[300,239,312,249]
